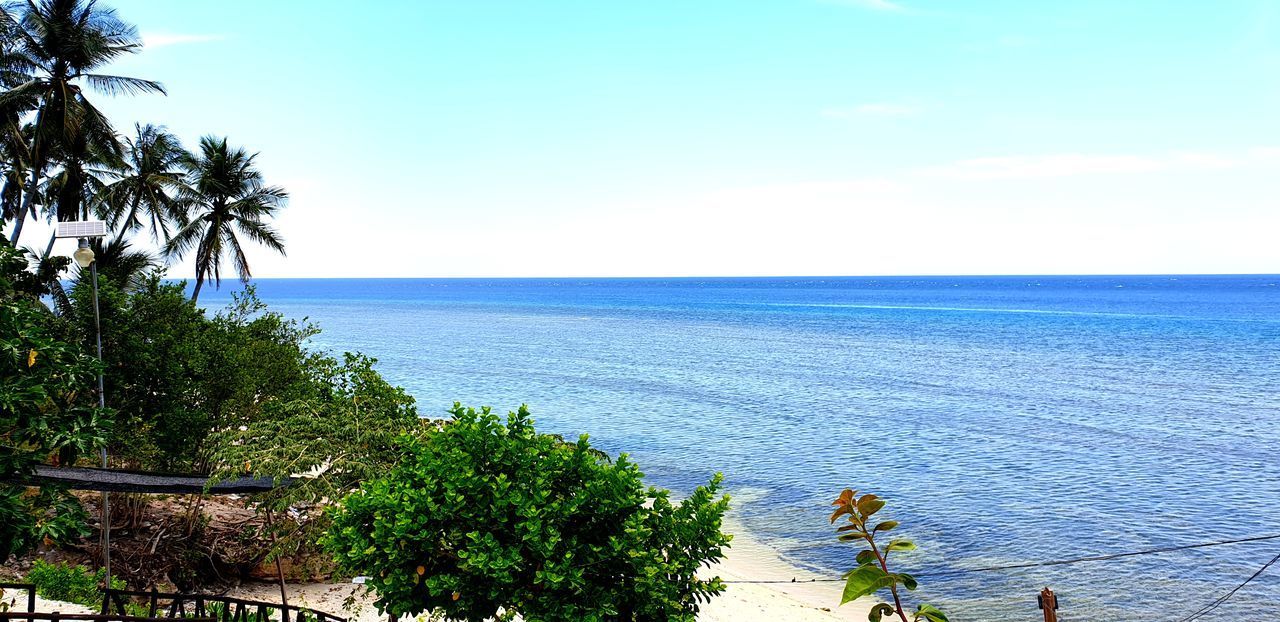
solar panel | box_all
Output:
[55,220,108,238]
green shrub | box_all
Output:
[323,404,732,622]
[1,244,111,558]
[25,560,124,609]
[208,351,420,568]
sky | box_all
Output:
[13,0,1280,277]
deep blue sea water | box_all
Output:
[196,276,1280,621]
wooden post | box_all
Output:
[1038,587,1058,622]
[264,509,289,608]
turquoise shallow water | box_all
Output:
[197,276,1280,621]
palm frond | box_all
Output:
[224,226,251,282]
[163,217,206,260]
[233,216,286,256]
[82,73,164,96]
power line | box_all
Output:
[1176,549,1280,622]
[722,532,1280,584]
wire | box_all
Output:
[1175,549,1280,622]
[721,532,1280,584]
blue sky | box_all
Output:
[28,0,1280,276]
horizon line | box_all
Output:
[166,272,1280,281]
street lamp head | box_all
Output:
[73,238,95,268]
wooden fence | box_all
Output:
[101,590,344,622]
[0,614,214,622]
[0,583,36,615]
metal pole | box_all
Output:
[89,255,109,588]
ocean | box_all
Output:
[197,276,1280,621]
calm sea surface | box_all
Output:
[197,276,1280,621]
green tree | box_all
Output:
[209,352,420,568]
[0,8,35,226]
[68,280,315,473]
[324,404,732,622]
[98,123,188,241]
[82,236,158,291]
[165,137,286,302]
[0,243,110,558]
[0,0,163,244]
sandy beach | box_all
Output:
[6,513,874,622]
[226,518,873,622]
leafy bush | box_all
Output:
[209,351,421,568]
[25,560,124,609]
[0,245,109,558]
[324,404,732,622]
[829,489,947,622]
[74,278,318,473]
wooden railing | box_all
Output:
[0,583,36,614]
[101,590,344,622]
[1,615,214,622]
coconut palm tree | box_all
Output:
[0,122,29,225]
[98,123,187,241]
[0,10,33,227]
[84,235,158,291]
[37,128,120,256]
[0,0,163,244]
[165,136,287,303]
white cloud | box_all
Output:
[921,149,1280,181]
[1248,146,1280,160]
[996,35,1036,48]
[819,0,906,12]
[823,103,920,118]
[926,154,1162,180]
[141,33,225,49]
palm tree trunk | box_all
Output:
[191,277,204,303]
[42,230,56,257]
[7,165,40,245]
[9,109,45,246]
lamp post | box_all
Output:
[57,221,110,587]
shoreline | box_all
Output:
[698,515,873,621]
[227,513,873,622]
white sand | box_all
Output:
[0,591,94,616]
[701,521,873,622]
[229,520,874,622]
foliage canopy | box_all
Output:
[324,404,732,622]
[209,351,421,565]
[0,244,106,557]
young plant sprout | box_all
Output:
[830,489,947,622]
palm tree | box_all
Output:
[0,9,33,227]
[84,235,158,291]
[0,121,29,225]
[37,128,120,256]
[165,136,287,303]
[98,123,187,241]
[0,0,163,245]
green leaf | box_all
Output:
[914,604,948,622]
[841,564,896,604]
[897,572,918,590]
[872,520,899,533]
[868,603,896,622]
[886,539,916,552]
[855,550,877,565]
[857,497,886,518]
